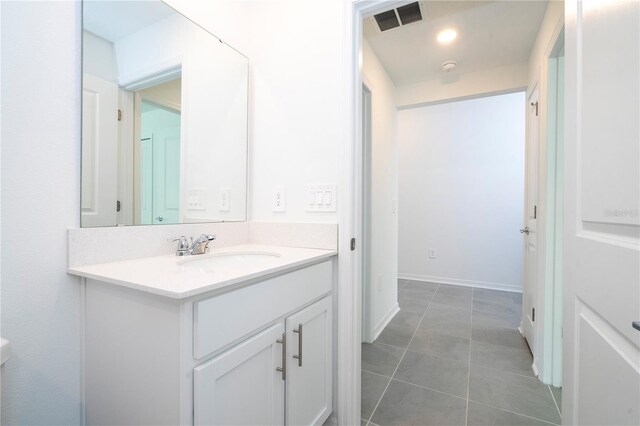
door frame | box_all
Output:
[338,1,411,424]
[527,13,565,385]
[361,82,374,344]
[341,2,567,423]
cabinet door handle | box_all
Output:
[276,333,286,380]
[293,323,303,367]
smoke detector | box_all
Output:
[441,61,457,72]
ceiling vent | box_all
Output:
[373,2,425,33]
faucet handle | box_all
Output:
[168,236,192,251]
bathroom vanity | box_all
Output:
[69,244,336,425]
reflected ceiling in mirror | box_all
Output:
[81,0,248,227]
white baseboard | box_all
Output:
[398,273,522,293]
[532,361,540,378]
[373,303,400,341]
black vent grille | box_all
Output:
[374,2,423,32]
[397,2,422,25]
[374,10,400,32]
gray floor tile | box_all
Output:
[389,310,422,329]
[362,343,404,377]
[408,329,470,362]
[473,288,515,305]
[419,302,472,339]
[470,340,535,377]
[397,279,408,289]
[402,280,439,295]
[472,324,530,350]
[398,288,433,304]
[376,324,415,349]
[432,285,473,308]
[511,292,523,305]
[467,401,557,425]
[361,420,367,426]
[361,370,390,420]
[469,366,562,424]
[398,299,429,313]
[473,308,521,329]
[550,386,562,414]
[394,350,469,398]
[370,380,467,426]
[473,298,521,318]
[438,284,473,296]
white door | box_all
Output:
[81,73,118,227]
[564,1,640,424]
[286,296,333,426]
[139,126,181,225]
[193,323,285,426]
[523,87,539,354]
[152,126,181,224]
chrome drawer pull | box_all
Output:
[293,324,303,367]
[276,333,286,380]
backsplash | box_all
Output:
[68,222,338,268]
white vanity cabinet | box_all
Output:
[193,323,286,425]
[83,259,334,426]
[194,296,332,426]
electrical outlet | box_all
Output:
[272,186,286,212]
[429,248,436,259]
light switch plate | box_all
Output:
[219,188,230,212]
[187,188,207,210]
[306,184,337,212]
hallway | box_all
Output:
[361,280,562,425]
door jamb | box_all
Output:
[339,1,412,425]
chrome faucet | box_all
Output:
[168,234,216,256]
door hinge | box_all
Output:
[350,238,356,251]
[531,101,538,117]
[117,109,122,121]
[532,307,536,322]
[116,200,121,212]
[534,205,537,219]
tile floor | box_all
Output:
[360,279,562,426]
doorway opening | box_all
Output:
[355,2,565,425]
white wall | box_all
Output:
[244,0,344,223]
[0,1,253,423]
[398,93,525,291]
[395,62,528,110]
[1,1,83,423]
[82,31,118,83]
[362,40,399,336]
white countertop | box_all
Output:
[68,244,337,299]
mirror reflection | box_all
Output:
[81,0,248,227]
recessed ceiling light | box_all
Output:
[437,28,458,45]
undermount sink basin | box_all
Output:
[177,251,281,271]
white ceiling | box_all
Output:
[83,1,176,43]
[364,1,548,86]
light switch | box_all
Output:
[306,184,337,212]
[219,188,230,212]
[187,188,207,210]
[324,190,332,205]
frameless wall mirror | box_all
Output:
[81,0,248,227]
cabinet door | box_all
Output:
[194,323,285,426]
[286,296,333,426]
